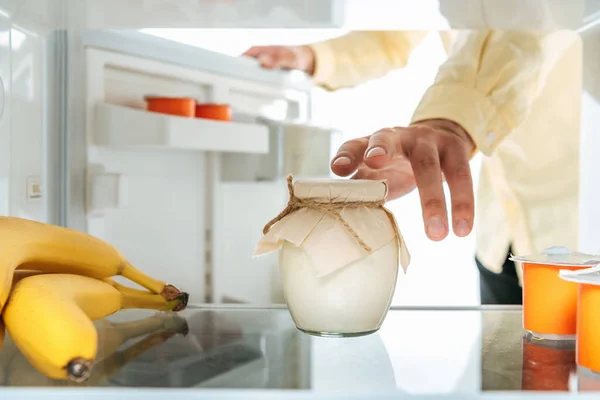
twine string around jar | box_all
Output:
[262,175,400,253]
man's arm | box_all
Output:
[330,29,581,240]
[410,29,581,156]
[309,31,429,91]
[244,31,430,91]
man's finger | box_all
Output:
[331,137,369,177]
[272,50,298,70]
[409,143,448,241]
[440,139,474,237]
[243,47,282,69]
[363,128,398,170]
[242,46,271,57]
[353,160,417,199]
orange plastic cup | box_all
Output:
[576,283,600,373]
[195,103,232,121]
[145,96,196,117]
[521,337,575,391]
[522,262,588,338]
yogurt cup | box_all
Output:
[510,246,600,340]
[559,265,600,374]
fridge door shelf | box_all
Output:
[93,103,269,154]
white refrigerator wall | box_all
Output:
[0,20,46,222]
[0,15,9,216]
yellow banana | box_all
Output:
[3,314,188,387]
[15,272,152,298]
[0,217,186,311]
[3,273,187,382]
[103,278,156,297]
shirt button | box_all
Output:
[487,132,495,143]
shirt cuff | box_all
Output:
[308,41,338,89]
[410,84,514,156]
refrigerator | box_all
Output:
[1,0,600,309]
[0,0,349,306]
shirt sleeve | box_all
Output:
[308,31,429,91]
[410,30,581,156]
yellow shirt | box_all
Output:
[309,30,582,283]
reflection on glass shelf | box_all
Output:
[101,309,311,389]
[1,306,599,395]
[380,310,482,394]
[578,367,600,391]
[521,334,576,392]
[0,308,311,390]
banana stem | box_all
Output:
[120,291,188,312]
[103,278,155,297]
[119,261,183,301]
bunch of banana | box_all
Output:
[0,217,185,309]
[0,217,191,383]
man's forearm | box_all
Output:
[410,30,581,156]
[308,31,428,91]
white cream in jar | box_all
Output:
[254,176,411,337]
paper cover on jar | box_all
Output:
[509,246,600,266]
[254,177,411,278]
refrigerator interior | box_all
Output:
[1,0,600,308]
[71,30,340,305]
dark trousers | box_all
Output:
[476,247,523,305]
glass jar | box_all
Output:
[255,176,410,337]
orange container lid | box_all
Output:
[195,103,229,107]
[559,264,600,285]
[144,95,195,101]
[510,246,600,268]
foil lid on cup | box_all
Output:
[559,264,600,286]
[509,246,600,267]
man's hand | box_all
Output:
[330,119,476,241]
[242,45,316,75]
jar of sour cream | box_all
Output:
[254,176,410,337]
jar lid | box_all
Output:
[254,177,410,277]
[509,246,600,267]
[559,265,600,286]
[293,178,388,203]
